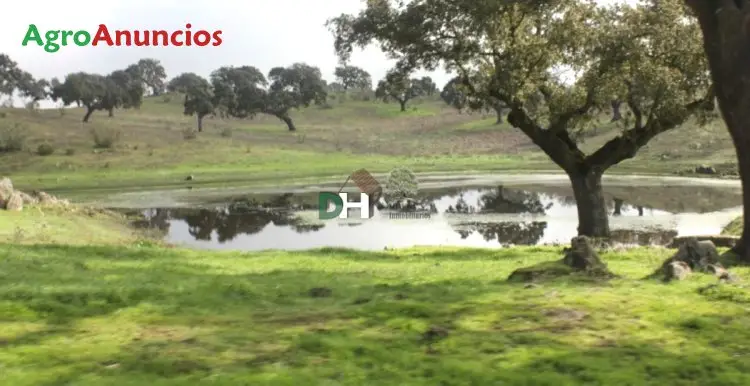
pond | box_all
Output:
[100,174,743,251]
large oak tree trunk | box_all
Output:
[569,169,610,238]
[276,113,297,131]
[82,106,95,122]
[197,115,204,132]
[686,1,750,260]
[494,105,504,124]
[611,99,622,122]
[399,99,407,112]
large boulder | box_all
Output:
[5,192,23,211]
[649,238,735,282]
[0,177,12,208]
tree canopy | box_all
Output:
[374,69,425,111]
[329,0,713,237]
[334,65,372,91]
[51,62,146,122]
[127,58,167,96]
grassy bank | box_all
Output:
[1,209,750,385]
[723,217,743,236]
[0,94,739,195]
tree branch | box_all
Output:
[585,86,716,169]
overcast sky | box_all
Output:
[2,0,631,108]
[2,0,446,98]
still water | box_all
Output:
[122,178,743,251]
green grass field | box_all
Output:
[0,93,739,196]
[1,207,749,385]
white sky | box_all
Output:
[1,0,443,99]
[1,0,631,107]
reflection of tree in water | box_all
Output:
[135,208,172,233]
[169,197,323,243]
[456,221,548,245]
[610,229,677,246]
[447,185,550,214]
[447,186,549,244]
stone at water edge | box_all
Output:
[5,192,23,211]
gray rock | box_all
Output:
[5,192,23,211]
[0,177,12,203]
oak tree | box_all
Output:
[334,65,372,91]
[374,69,424,111]
[329,0,713,238]
[169,72,215,131]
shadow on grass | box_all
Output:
[2,243,750,385]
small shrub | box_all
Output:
[37,143,55,156]
[65,148,76,156]
[162,95,172,103]
[0,122,27,153]
[90,126,121,149]
[182,127,197,140]
[220,127,233,137]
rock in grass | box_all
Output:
[0,177,12,205]
[649,238,735,283]
[5,192,23,211]
[663,261,691,281]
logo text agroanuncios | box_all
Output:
[22,24,223,53]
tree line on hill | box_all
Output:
[0,53,482,132]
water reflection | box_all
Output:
[131,184,742,251]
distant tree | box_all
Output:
[211,63,327,131]
[15,71,50,104]
[330,0,713,238]
[334,65,372,91]
[441,76,506,123]
[107,69,144,113]
[127,58,167,96]
[374,69,423,111]
[51,71,141,122]
[168,72,215,131]
[415,76,437,96]
[0,54,22,99]
[210,65,267,118]
[327,82,346,93]
[264,63,328,131]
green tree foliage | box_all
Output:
[415,76,437,96]
[127,58,167,96]
[374,69,424,111]
[0,54,22,98]
[209,63,327,131]
[441,76,506,123]
[51,70,143,122]
[169,73,215,132]
[334,65,372,91]
[15,71,50,104]
[329,0,714,237]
